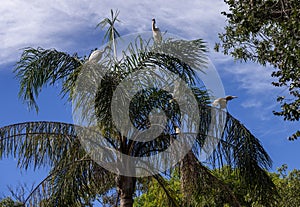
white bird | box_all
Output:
[212,95,237,109]
[152,18,162,44]
[175,126,181,134]
[88,46,110,63]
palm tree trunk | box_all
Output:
[116,175,136,207]
[180,150,241,207]
[180,150,199,206]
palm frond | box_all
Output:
[0,121,77,168]
[194,107,278,206]
[0,121,115,206]
[45,159,114,206]
[97,9,121,42]
[14,47,83,112]
[97,9,121,58]
[154,38,208,72]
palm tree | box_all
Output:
[97,9,121,60]
[179,108,278,206]
[0,11,278,207]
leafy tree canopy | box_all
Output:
[270,164,300,207]
[215,0,300,140]
[134,165,300,207]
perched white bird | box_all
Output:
[88,46,110,63]
[212,95,237,109]
[175,126,181,134]
[152,18,162,44]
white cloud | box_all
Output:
[222,62,278,94]
[1,0,91,64]
[241,99,262,108]
[0,0,280,116]
[0,0,280,123]
[0,0,228,66]
[240,97,284,120]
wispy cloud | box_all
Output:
[241,99,263,108]
[0,1,279,109]
[222,62,278,94]
[0,0,281,123]
[0,0,228,66]
[1,0,93,64]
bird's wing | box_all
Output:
[212,98,220,106]
[157,29,162,40]
[219,100,227,109]
[153,28,162,43]
[88,51,98,61]
[88,50,103,62]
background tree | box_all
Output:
[271,165,300,207]
[0,10,278,207]
[215,0,300,140]
[0,197,23,207]
[135,165,300,207]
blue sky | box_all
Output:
[1,0,299,202]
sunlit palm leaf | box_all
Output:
[14,47,83,112]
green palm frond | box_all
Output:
[0,121,115,206]
[45,159,114,206]
[0,121,76,167]
[190,108,278,206]
[97,9,121,59]
[97,9,121,43]
[154,38,208,72]
[14,47,83,112]
[213,110,272,171]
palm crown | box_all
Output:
[0,10,278,207]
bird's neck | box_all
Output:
[152,22,156,31]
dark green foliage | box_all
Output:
[14,47,83,112]
[0,122,115,206]
[135,165,300,207]
[216,0,300,140]
[0,197,24,207]
[272,165,300,207]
